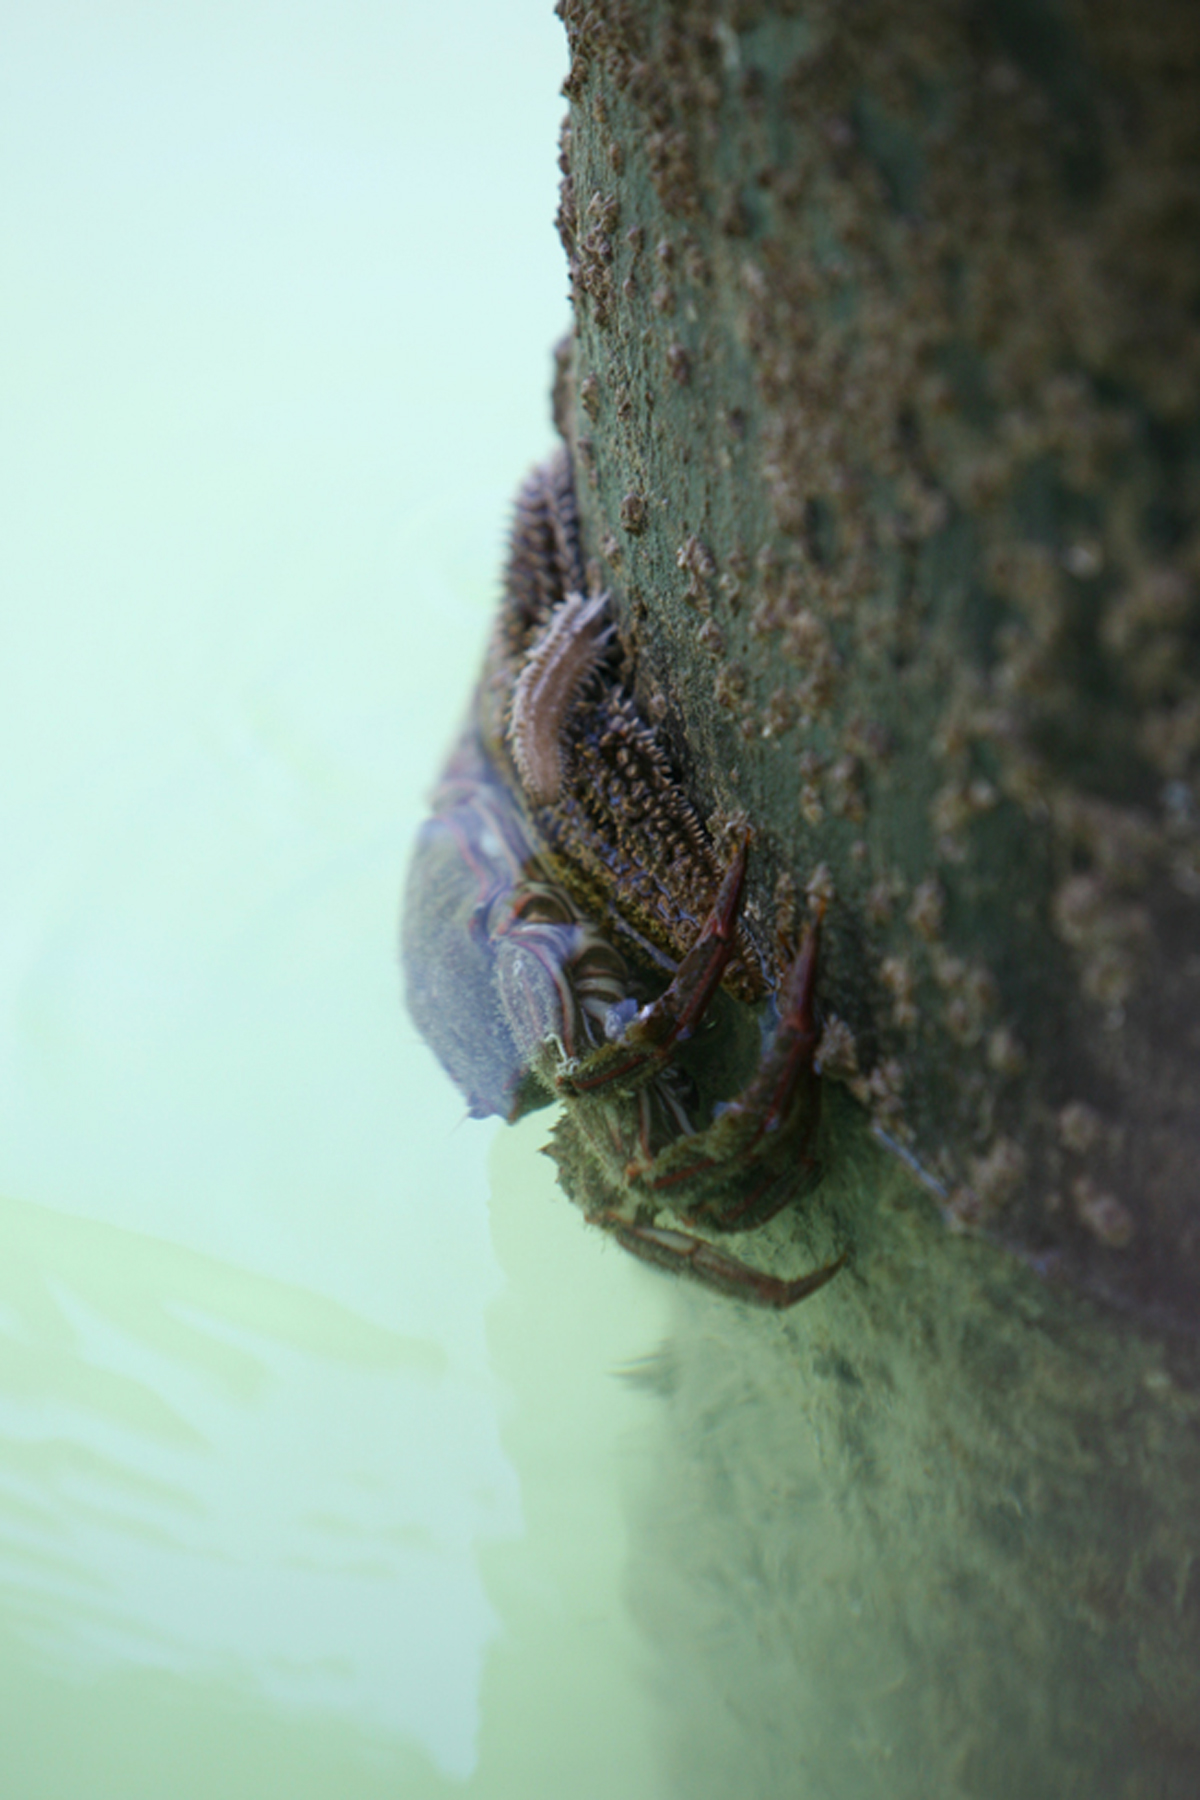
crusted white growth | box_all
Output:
[509,590,612,805]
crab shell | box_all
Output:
[402,727,648,1123]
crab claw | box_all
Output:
[622,902,825,1224]
[556,833,750,1097]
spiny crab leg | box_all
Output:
[597,1213,848,1309]
[641,902,824,1195]
[557,833,750,1097]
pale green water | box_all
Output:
[5,12,1193,1799]
[0,6,670,1793]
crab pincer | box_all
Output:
[556,833,750,1098]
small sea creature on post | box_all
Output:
[401,446,847,1309]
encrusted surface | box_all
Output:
[554,0,1200,1327]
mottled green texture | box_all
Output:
[552,0,1200,1790]
[556,0,1200,1324]
[620,1115,1200,1798]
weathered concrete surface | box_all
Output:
[548,1,1200,1791]
[555,0,1200,1324]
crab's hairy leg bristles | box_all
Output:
[508,590,613,806]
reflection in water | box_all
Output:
[479,1117,672,1800]
[0,1189,501,1780]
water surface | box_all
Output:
[0,6,669,1792]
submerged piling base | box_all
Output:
[619,1106,1200,1799]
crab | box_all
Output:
[401,447,848,1309]
[404,728,846,1308]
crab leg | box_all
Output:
[558,835,749,1096]
[641,907,823,1196]
[723,903,823,1145]
[681,1157,815,1233]
[597,1212,848,1309]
